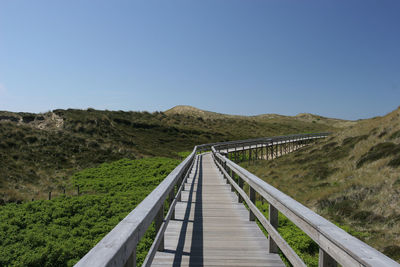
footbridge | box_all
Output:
[75,133,400,267]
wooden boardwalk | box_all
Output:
[151,153,285,267]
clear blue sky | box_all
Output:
[0,0,399,120]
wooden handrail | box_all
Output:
[213,154,306,267]
[212,138,400,267]
[74,147,198,267]
[75,133,399,267]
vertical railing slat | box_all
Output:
[269,204,279,253]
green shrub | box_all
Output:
[0,157,180,266]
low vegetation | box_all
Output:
[242,107,400,262]
[0,157,180,266]
[0,106,335,203]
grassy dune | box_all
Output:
[0,107,335,203]
[242,107,400,261]
[1,105,398,265]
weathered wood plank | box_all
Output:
[151,153,285,267]
[214,149,400,267]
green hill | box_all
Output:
[0,107,336,203]
[242,106,400,261]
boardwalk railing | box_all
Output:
[75,133,399,267]
[212,141,399,266]
[75,145,198,267]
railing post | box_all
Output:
[261,143,264,160]
[230,171,235,192]
[234,147,237,162]
[248,148,251,163]
[319,248,337,267]
[223,161,229,184]
[271,142,274,159]
[124,248,136,267]
[238,176,244,203]
[269,204,279,253]
[155,203,164,251]
[249,186,256,221]
[169,188,175,220]
[177,174,183,201]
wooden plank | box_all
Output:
[75,148,198,267]
[151,153,285,267]
[217,152,400,267]
[214,158,306,267]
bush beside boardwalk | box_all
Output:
[0,157,179,266]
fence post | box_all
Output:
[271,142,274,159]
[269,204,279,253]
[319,248,337,267]
[234,147,237,162]
[155,203,165,251]
[124,248,137,267]
[169,188,175,220]
[249,187,256,221]
[261,143,264,160]
[238,177,244,203]
[48,192,51,200]
[230,171,235,192]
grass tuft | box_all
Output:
[356,142,400,168]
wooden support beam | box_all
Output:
[249,186,256,221]
[271,143,274,159]
[234,147,237,162]
[319,248,337,267]
[256,144,258,160]
[124,249,136,267]
[269,204,279,253]
[238,177,244,203]
[230,171,235,192]
[249,148,252,163]
[169,189,175,220]
[261,143,264,160]
[155,204,164,251]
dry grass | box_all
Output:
[165,105,354,128]
[242,107,400,261]
[0,107,338,203]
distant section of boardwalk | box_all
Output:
[151,153,285,267]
